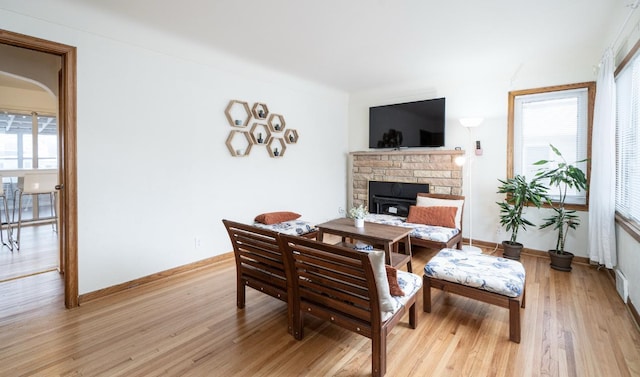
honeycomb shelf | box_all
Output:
[267,137,286,158]
[284,129,299,144]
[226,130,253,157]
[268,113,286,132]
[224,100,298,157]
[252,102,269,120]
[225,100,251,128]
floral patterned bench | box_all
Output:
[364,212,462,251]
[252,219,317,238]
[364,193,465,251]
[423,248,526,343]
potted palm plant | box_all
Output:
[534,144,588,271]
[496,175,549,260]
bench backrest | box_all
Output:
[279,235,381,340]
[222,219,289,305]
[416,192,465,231]
[415,193,465,249]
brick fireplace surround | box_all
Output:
[350,149,465,208]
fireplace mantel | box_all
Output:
[350,149,465,208]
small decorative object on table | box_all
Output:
[349,204,369,228]
[353,241,373,250]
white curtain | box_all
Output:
[588,48,617,268]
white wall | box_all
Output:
[349,75,593,257]
[617,227,640,307]
[0,4,349,294]
[347,3,639,258]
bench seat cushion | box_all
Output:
[253,220,317,236]
[424,248,525,298]
[382,269,422,322]
[365,213,459,243]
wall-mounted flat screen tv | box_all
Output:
[369,97,445,149]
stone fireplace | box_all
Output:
[368,181,429,217]
[351,149,464,211]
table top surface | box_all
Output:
[316,217,412,243]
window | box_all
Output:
[615,51,640,226]
[507,82,594,210]
[0,111,58,169]
[0,111,58,222]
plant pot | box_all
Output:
[501,241,523,261]
[354,218,364,228]
[549,250,574,272]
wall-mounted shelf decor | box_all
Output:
[252,102,269,120]
[225,100,299,158]
[250,122,271,145]
[225,100,251,128]
[284,129,298,144]
[225,130,253,157]
[268,113,286,132]
[267,137,286,158]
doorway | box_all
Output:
[0,29,78,308]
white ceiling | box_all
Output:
[28,1,632,92]
[0,72,43,91]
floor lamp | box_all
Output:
[459,117,483,254]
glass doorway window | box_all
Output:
[0,111,58,222]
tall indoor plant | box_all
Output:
[496,174,548,260]
[534,144,588,271]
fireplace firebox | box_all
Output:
[368,181,429,217]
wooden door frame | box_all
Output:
[0,29,78,308]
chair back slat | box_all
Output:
[281,235,379,331]
[223,219,289,302]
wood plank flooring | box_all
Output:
[0,225,58,282]
[1,242,639,376]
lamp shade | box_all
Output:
[460,117,484,128]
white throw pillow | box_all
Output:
[415,196,464,230]
[365,250,395,313]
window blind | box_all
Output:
[513,89,589,204]
[615,57,640,223]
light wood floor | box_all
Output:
[0,225,58,282]
[1,242,639,376]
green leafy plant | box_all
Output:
[348,204,369,219]
[534,144,588,254]
[496,174,549,244]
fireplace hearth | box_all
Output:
[368,181,429,217]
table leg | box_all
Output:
[404,235,413,272]
[384,243,392,265]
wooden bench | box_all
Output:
[280,235,422,377]
[222,219,294,334]
[366,193,465,251]
[411,193,464,250]
[423,248,526,343]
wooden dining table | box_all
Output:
[315,217,413,272]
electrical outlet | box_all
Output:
[338,207,345,216]
[194,237,201,248]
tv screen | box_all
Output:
[369,97,445,149]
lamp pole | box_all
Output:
[460,117,483,254]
